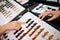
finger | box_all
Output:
[41,15,46,20]
[39,13,43,18]
[47,16,57,21]
[15,27,20,30]
[39,11,51,19]
[41,12,50,19]
[16,25,21,30]
[16,22,26,28]
[17,21,26,24]
[19,0,22,3]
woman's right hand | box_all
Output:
[3,21,25,30]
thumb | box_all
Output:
[47,16,57,21]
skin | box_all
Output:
[0,21,25,36]
[39,10,60,21]
[19,0,22,3]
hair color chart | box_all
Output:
[2,12,60,40]
[0,0,25,25]
[32,3,59,14]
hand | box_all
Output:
[39,10,60,21]
[3,21,25,30]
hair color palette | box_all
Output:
[2,12,60,40]
[0,0,25,25]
